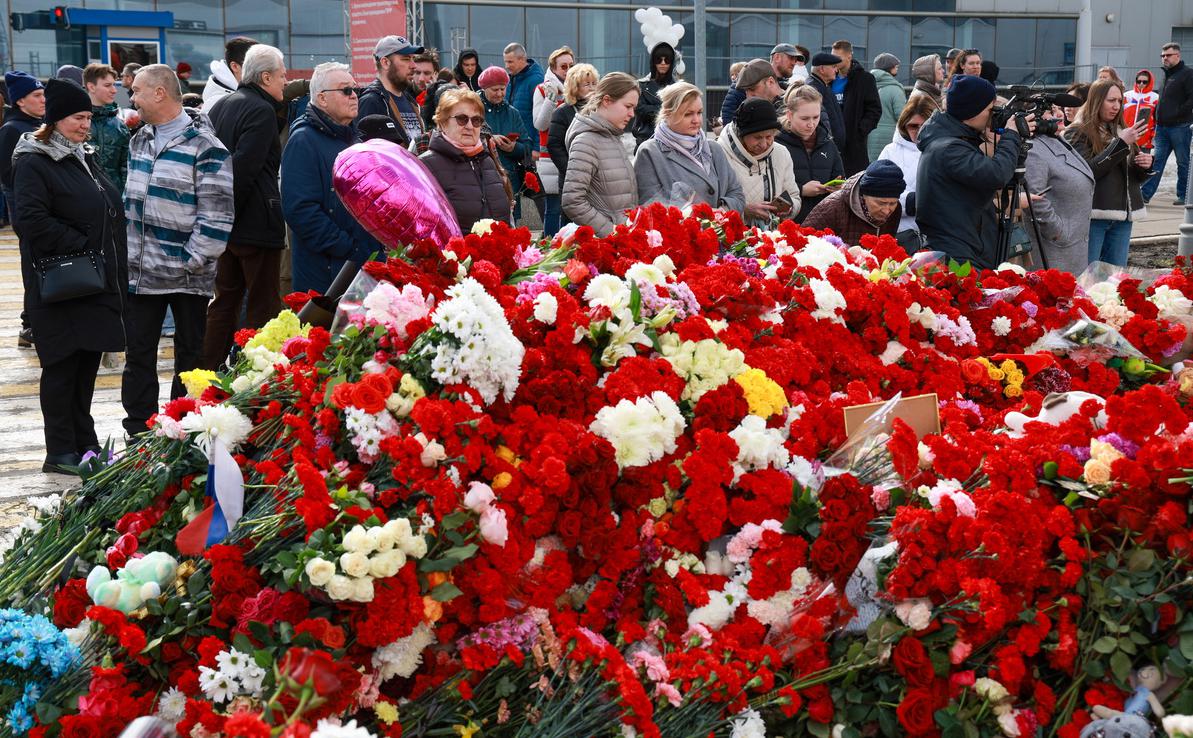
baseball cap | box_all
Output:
[373,35,424,59]
[771,43,798,58]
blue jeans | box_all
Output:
[1141,124,1192,202]
[542,194,562,237]
[1088,219,1133,267]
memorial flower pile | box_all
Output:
[1,204,1192,738]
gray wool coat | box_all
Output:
[634,136,746,214]
[1024,133,1096,275]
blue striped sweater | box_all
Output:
[124,109,234,296]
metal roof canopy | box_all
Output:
[61,7,175,28]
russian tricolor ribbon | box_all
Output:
[176,438,244,555]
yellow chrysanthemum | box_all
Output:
[179,369,218,399]
[735,368,788,418]
[454,722,482,738]
[245,310,309,352]
[375,701,400,725]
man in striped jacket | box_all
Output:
[122,64,234,438]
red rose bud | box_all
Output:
[279,648,342,696]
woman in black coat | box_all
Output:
[419,87,512,232]
[11,79,127,474]
[777,84,844,223]
[548,63,598,188]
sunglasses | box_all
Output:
[1162,52,1179,58]
[322,86,363,97]
[451,114,485,128]
[1137,78,1149,84]
[794,55,806,63]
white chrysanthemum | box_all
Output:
[373,622,437,681]
[427,278,525,405]
[156,687,187,724]
[1152,284,1193,318]
[661,338,746,402]
[687,589,739,631]
[991,316,1012,337]
[239,663,267,696]
[728,415,790,479]
[590,391,686,469]
[311,719,379,738]
[809,278,847,323]
[198,665,238,703]
[730,708,767,738]
[794,236,847,273]
[1086,281,1122,307]
[179,404,252,454]
[214,648,252,680]
[533,291,559,324]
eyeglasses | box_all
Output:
[794,55,806,63]
[1162,52,1179,58]
[321,86,363,97]
[451,114,485,128]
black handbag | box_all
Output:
[37,211,109,303]
[37,249,106,303]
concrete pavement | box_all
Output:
[0,227,174,526]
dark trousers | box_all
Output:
[202,243,281,369]
[41,350,102,455]
[122,292,209,436]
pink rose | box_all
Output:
[478,506,508,547]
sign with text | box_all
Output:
[349,0,408,79]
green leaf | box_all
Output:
[35,701,63,725]
[1180,633,1193,660]
[948,259,973,278]
[1092,636,1118,654]
[233,632,255,655]
[629,280,642,322]
[1110,650,1132,684]
[1127,548,1156,572]
[431,582,464,602]
[439,511,472,530]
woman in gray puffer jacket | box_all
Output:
[562,72,640,236]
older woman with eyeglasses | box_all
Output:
[419,87,512,232]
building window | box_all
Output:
[730,13,776,66]
[424,4,468,71]
[956,18,995,61]
[579,8,631,78]
[779,14,822,60]
[867,16,910,80]
[824,16,867,59]
[224,0,289,57]
[468,6,524,64]
[1035,18,1076,85]
[911,16,954,67]
[995,18,1036,85]
[526,8,578,64]
[166,31,225,81]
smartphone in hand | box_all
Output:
[769,196,793,216]
[506,132,520,141]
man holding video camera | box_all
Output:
[915,75,1034,269]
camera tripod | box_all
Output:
[995,116,1050,270]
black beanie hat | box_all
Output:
[858,159,906,198]
[736,97,780,137]
[44,78,92,125]
[946,74,997,122]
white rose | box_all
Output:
[304,558,335,587]
[384,518,413,540]
[997,712,1020,737]
[369,550,406,578]
[350,576,376,602]
[894,598,933,631]
[326,574,354,601]
[341,524,371,553]
[365,526,391,552]
[230,375,252,393]
[401,535,428,559]
[339,551,371,578]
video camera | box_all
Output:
[991,86,1084,138]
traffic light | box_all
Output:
[52,6,70,28]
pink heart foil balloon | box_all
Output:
[333,139,462,248]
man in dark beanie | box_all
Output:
[803,158,905,245]
[914,74,1035,269]
[807,52,847,147]
[1,70,46,348]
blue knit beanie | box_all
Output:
[4,71,43,105]
[946,74,997,121]
[858,159,906,198]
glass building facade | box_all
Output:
[3,0,1076,90]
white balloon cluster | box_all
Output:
[635,7,686,77]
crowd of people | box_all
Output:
[0,32,1190,473]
